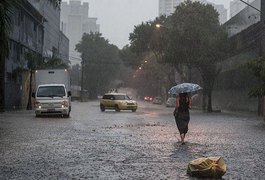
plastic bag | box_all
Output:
[187,156,226,178]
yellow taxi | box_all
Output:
[100,93,137,112]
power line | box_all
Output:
[238,0,263,15]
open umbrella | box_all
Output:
[168,83,202,94]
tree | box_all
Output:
[164,1,230,112]
[129,16,168,64]
[128,16,177,98]
[0,0,15,111]
[76,32,122,99]
[70,64,81,86]
[129,22,153,56]
[243,57,265,97]
[119,45,139,69]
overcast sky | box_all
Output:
[67,0,232,49]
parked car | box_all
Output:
[153,96,163,104]
[166,97,176,107]
[100,93,137,112]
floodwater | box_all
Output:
[0,101,264,179]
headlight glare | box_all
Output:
[62,100,69,107]
[35,101,41,108]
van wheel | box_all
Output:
[132,109,136,112]
[115,105,120,112]
[65,113,70,118]
[100,104,105,112]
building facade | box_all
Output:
[226,0,260,37]
[5,0,45,109]
[3,0,70,110]
[230,0,255,18]
[28,0,69,64]
[60,0,100,64]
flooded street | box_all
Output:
[0,101,265,179]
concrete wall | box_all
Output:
[213,48,260,112]
[211,0,262,113]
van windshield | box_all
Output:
[37,86,65,97]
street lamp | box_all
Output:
[156,24,162,28]
[155,23,169,29]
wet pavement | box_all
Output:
[0,100,265,179]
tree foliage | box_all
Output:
[165,1,230,111]
[70,64,81,86]
[0,0,13,60]
[128,0,230,112]
[76,32,122,98]
[119,45,139,69]
[129,16,168,63]
[0,0,21,111]
[129,22,153,55]
[243,57,265,97]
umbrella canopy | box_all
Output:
[169,83,202,94]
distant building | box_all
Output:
[158,0,227,24]
[225,0,260,37]
[60,0,100,64]
[230,0,255,18]
[212,4,227,24]
[159,0,182,16]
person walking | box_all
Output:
[173,92,192,145]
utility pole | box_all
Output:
[81,60,84,102]
[260,0,265,54]
[261,0,265,117]
[239,0,263,15]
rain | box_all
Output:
[1,0,265,179]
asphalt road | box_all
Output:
[0,101,265,179]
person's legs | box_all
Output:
[180,133,185,144]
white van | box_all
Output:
[32,69,71,117]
